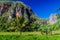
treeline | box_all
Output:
[0,14,60,33]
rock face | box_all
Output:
[0,2,36,23]
[49,14,57,24]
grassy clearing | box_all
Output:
[0,32,20,35]
[0,35,60,40]
[0,32,60,40]
[0,32,41,35]
[0,31,60,35]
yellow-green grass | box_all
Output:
[0,32,60,40]
[0,32,42,35]
[0,31,60,35]
[0,32,20,35]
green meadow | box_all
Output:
[0,32,59,40]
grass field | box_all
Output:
[0,34,60,40]
[0,31,60,35]
[0,32,42,35]
[0,32,60,40]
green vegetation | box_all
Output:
[0,35,60,40]
[0,32,60,40]
[0,1,60,40]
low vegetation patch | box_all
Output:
[0,33,59,40]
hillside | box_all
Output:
[0,1,60,33]
[0,1,38,32]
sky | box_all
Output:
[7,0,60,18]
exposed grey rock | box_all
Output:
[49,14,57,24]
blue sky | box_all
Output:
[11,0,60,18]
